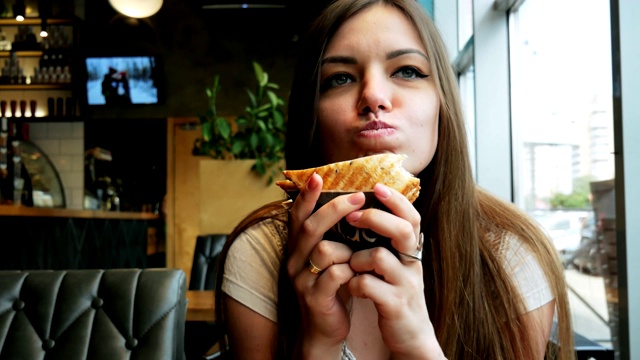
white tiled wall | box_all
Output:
[27,122,84,209]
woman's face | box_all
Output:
[317,4,439,175]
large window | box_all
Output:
[458,0,473,50]
[509,0,617,351]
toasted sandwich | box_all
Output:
[276,153,420,203]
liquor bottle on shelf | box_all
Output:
[30,51,72,84]
[9,100,16,118]
[39,52,50,69]
[0,117,7,203]
[0,28,10,51]
[56,97,63,117]
[19,100,26,117]
[0,53,26,85]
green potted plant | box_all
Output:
[193,61,287,184]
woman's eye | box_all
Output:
[393,66,428,80]
[321,73,353,91]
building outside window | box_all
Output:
[508,0,617,352]
[458,0,473,50]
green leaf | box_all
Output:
[216,117,231,139]
[250,132,259,150]
[266,82,280,89]
[257,111,269,118]
[262,133,274,147]
[213,74,219,88]
[235,116,248,127]
[273,111,284,127]
[202,122,212,142]
[253,158,266,175]
[245,88,257,108]
[257,120,267,131]
[267,90,278,107]
[231,139,245,155]
[255,103,271,113]
[253,62,265,85]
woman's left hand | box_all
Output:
[345,184,445,359]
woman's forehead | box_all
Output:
[325,4,425,56]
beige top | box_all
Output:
[222,219,554,323]
[222,218,287,321]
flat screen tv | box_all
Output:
[84,55,163,106]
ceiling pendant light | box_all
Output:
[13,0,26,21]
[39,0,51,37]
[108,0,163,18]
[40,19,48,37]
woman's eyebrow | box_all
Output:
[387,48,429,60]
[321,56,357,66]
[320,49,428,66]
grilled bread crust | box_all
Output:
[276,153,420,203]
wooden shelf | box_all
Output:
[0,18,74,26]
[0,50,43,57]
[12,116,83,123]
[0,205,160,220]
[0,49,73,58]
[0,84,72,90]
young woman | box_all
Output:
[215,0,575,359]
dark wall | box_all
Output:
[81,0,328,120]
[77,0,329,211]
[84,118,167,211]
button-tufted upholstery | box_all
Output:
[0,268,187,360]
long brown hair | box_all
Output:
[216,0,574,358]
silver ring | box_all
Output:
[416,232,424,252]
[398,232,424,262]
[398,251,422,262]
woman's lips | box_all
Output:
[358,121,396,138]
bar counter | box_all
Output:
[0,205,160,220]
[0,206,161,271]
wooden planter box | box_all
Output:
[166,117,287,286]
[199,158,286,234]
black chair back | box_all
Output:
[189,234,227,290]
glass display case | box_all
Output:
[20,140,66,207]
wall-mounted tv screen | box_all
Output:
[84,55,163,106]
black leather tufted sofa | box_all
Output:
[0,268,187,360]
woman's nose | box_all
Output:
[357,76,392,116]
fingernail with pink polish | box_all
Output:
[374,184,391,199]
[348,192,365,205]
[346,211,362,222]
[307,173,320,190]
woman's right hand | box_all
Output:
[286,173,366,358]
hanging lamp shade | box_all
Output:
[108,0,163,18]
[13,0,26,21]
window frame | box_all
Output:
[434,0,639,357]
